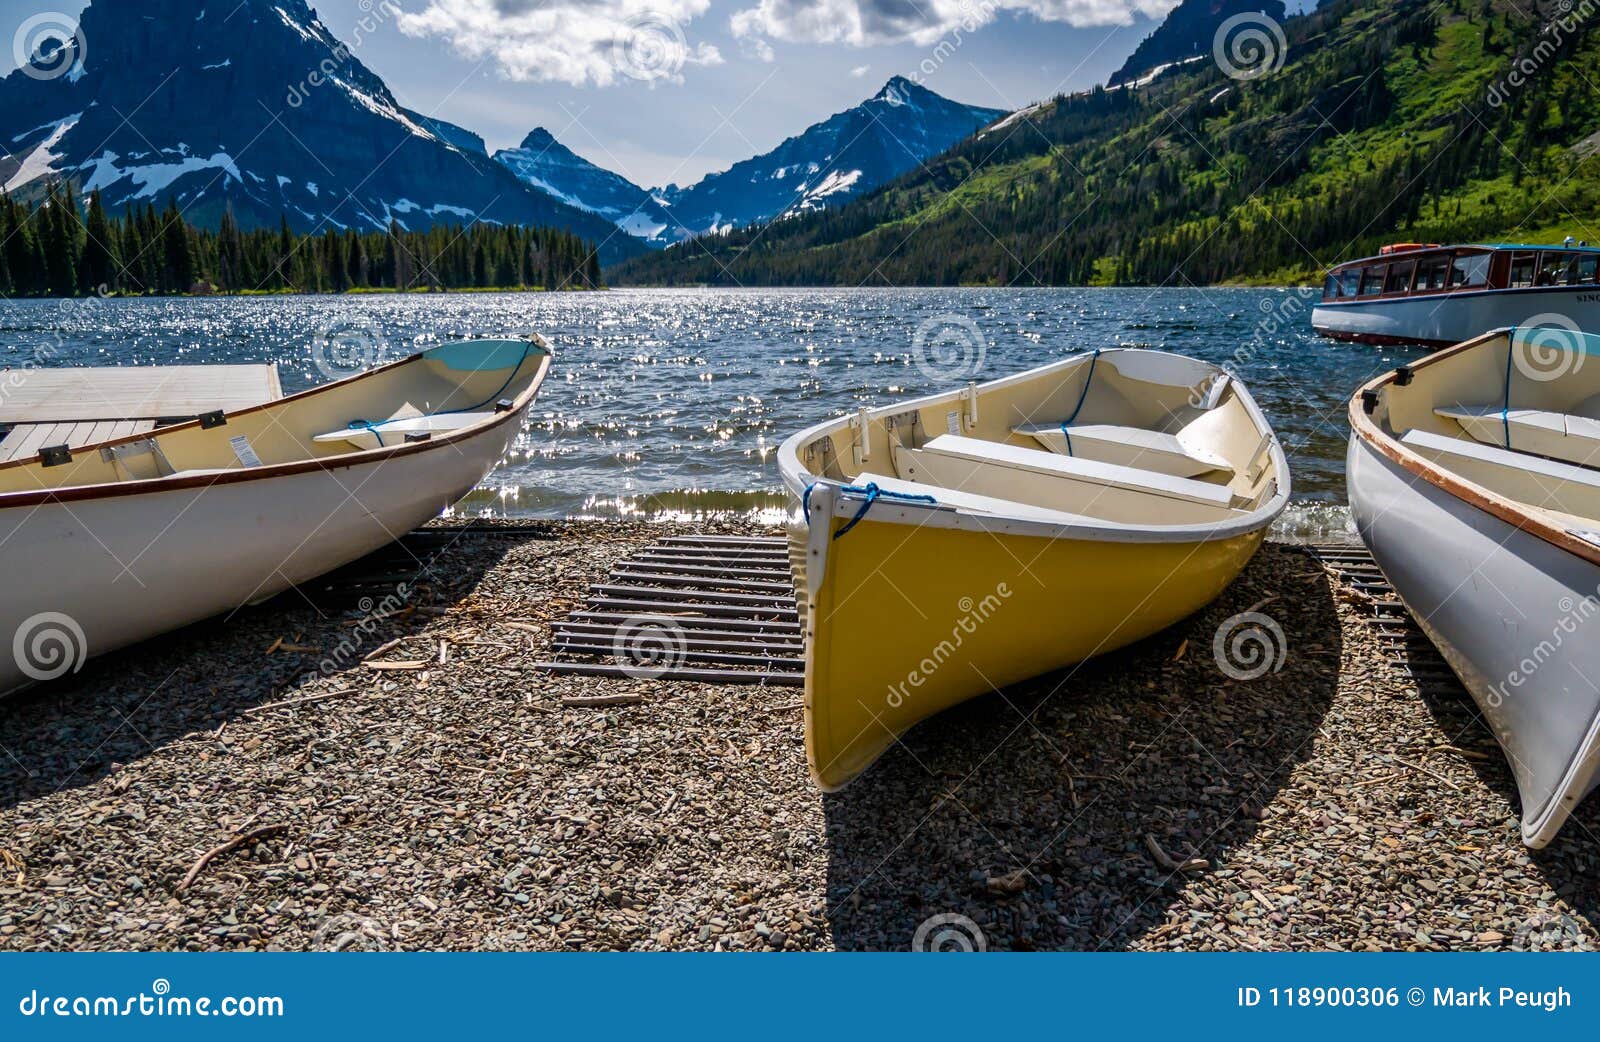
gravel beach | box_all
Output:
[2,521,1598,952]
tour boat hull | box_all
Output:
[1314,285,1600,347]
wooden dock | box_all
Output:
[0,364,282,463]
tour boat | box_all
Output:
[1348,325,1600,846]
[779,349,1288,790]
[1314,242,1600,347]
[0,336,551,696]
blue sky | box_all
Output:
[1,0,1313,189]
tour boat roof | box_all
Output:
[1327,241,1600,272]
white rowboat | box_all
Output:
[0,336,552,697]
[1349,325,1600,846]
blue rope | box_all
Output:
[1059,348,1101,456]
[1502,326,1516,449]
[815,482,939,540]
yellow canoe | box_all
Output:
[778,348,1288,789]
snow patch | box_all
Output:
[804,168,861,201]
[80,149,243,199]
[4,116,80,192]
[617,212,668,240]
[11,112,82,144]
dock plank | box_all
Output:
[0,364,281,423]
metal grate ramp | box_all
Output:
[533,535,804,687]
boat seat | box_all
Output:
[1400,428,1600,517]
[312,411,497,451]
[1435,404,1600,469]
[895,434,1237,525]
[1013,422,1233,478]
[852,472,1099,526]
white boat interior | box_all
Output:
[789,348,1282,531]
[0,339,549,497]
[1371,328,1600,528]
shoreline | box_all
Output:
[1,520,1590,951]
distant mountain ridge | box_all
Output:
[1110,0,1290,87]
[493,129,675,245]
[0,0,641,263]
[607,0,1600,287]
[494,77,1005,246]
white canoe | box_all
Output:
[1348,326,1600,846]
[0,335,552,697]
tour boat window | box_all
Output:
[1580,255,1600,283]
[1323,274,1340,300]
[1340,268,1361,297]
[1359,264,1387,296]
[1448,252,1490,289]
[1537,251,1583,285]
[1414,254,1451,292]
[1508,251,1539,288]
[1383,259,1415,294]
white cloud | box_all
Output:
[397,0,724,86]
[850,64,870,77]
[729,0,1177,49]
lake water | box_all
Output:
[0,287,1428,539]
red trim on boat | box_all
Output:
[1311,326,1455,348]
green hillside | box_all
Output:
[610,0,1600,287]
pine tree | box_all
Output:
[80,190,116,293]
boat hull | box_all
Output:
[792,486,1265,789]
[1314,285,1600,347]
[0,403,522,697]
[1347,431,1600,846]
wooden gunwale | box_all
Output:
[1347,327,1600,569]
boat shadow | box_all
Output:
[820,544,1342,950]
[0,525,530,814]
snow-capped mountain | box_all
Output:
[495,78,1004,247]
[493,129,676,245]
[656,77,1004,242]
[0,0,640,262]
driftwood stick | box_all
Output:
[362,637,405,662]
[244,689,358,716]
[560,693,645,708]
[179,825,287,891]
